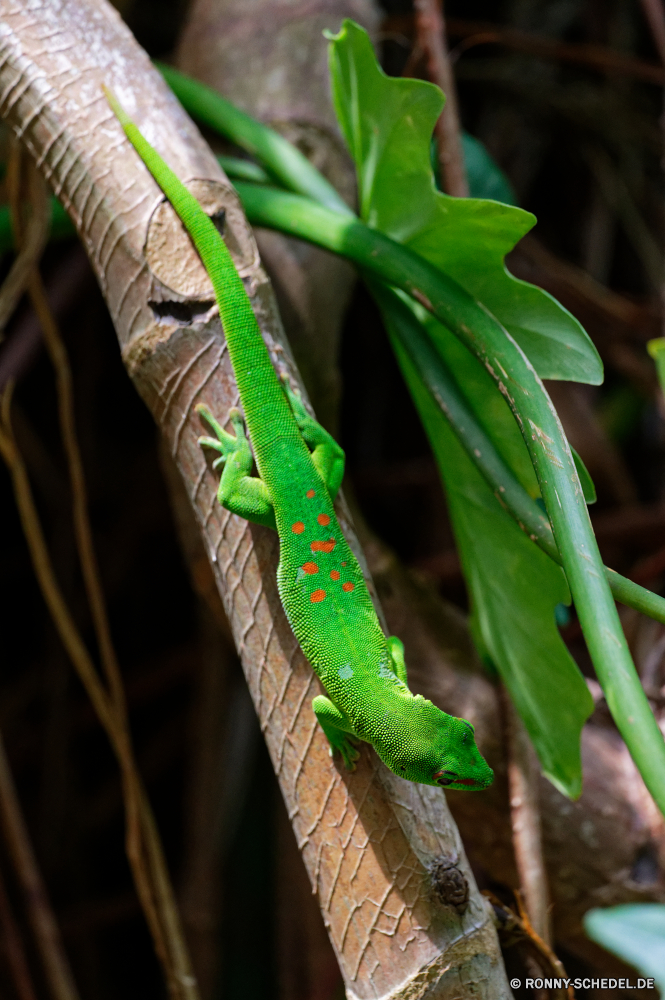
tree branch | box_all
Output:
[0,2,509,996]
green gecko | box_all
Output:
[105,88,493,792]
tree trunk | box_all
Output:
[0,2,511,996]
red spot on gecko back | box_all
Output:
[330,570,340,581]
[292,521,305,534]
[306,489,315,498]
[302,562,319,575]
[317,513,330,526]
[310,589,326,603]
[342,582,355,593]
[341,562,347,567]
[311,539,336,553]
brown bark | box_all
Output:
[0,2,510,996]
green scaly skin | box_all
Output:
[105,89,493,792]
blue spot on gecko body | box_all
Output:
[338,664,353,680]
[378,659,396,680]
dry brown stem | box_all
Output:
[0,721,80,1000]
[0,388,170,985]
[0,2,509,996]
[10,153,128,720]
[406,3,549,960]
[383,14,665,86]
[501,690,551,948]
[0,855,40,1000]
[0,139,49,335]
[639,0,665,67]
[485,892,572,999]
[412,0,468,197]
[4,149,199,1000]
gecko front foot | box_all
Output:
[312,695,361,770]
[195,403,246,469]
[334,733,361,771]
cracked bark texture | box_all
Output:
[0,1,511,996]
[175,0,371,433]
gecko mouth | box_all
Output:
[434,771,484,789]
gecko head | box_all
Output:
[377,703,493,791]
[429,714,494,791]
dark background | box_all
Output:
[0,1,663,998]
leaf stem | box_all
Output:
[156,63,352,216]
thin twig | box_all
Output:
[25,255,128,720]
[583,144,663,294]
[0,859,39,1000]
[484,891,572,998]
[0,386,189,995]
[6,155,200,1000]
[412,0,469,197]
[0,386,116,732]
[0,140,50,335]
[383,14,665,85]
[0,247,92,394]
[500,686,552,948]
[0,720,80,1000]
[516,235,657,331]
[639,0,665,67]
[637,0,665,339]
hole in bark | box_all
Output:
[149,300,216,326]
[211,210,226,236]
[631,843,660,885]
[428,858,469,913]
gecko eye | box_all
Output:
[434,769,458,787]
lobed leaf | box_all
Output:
[328,20,603,385]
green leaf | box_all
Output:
[461,133,518,206]
[327,20,603,386]
[431,133,518,205]
[378,291,592,797]
[408,295,540,499]
[431,322,597,503]
[585,905,665,992]
[571,448,597,505]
